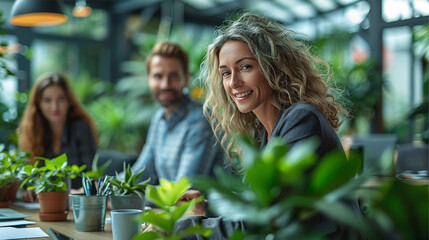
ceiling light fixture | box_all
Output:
[9,0,68,27]
[72,0,92,18]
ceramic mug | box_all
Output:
[111,209,143,240]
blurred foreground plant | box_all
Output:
[134,178,212,240]
[192,136,428,240]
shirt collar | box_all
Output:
[162,95,191,128]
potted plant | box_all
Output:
[19,153,85,221]
[109,162,150,210]
[135,178,212,240]
[0,145,29,207]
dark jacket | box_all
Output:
[44,118,97,189]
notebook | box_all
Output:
[0,208,30,221]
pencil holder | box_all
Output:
[70,194,107,232]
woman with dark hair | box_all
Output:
[17,72,97,202]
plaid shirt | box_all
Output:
[131,95,224,185]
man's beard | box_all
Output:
[154,89,184,108]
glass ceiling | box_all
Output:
[137,0,428,38]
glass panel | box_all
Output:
[383,0,413,22]
[310,0,338,11]
[413,0,429,16]
[252,2,294,23]
[383,27,413,138]
[31,39,104,82]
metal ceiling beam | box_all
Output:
[112,0,161,14]
[383,15,429,28]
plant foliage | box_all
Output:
[134,178,212,240]
[19,154,85,194]
[192,135,428,240]
[111,162,150,198]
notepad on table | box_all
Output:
[0,227,48,239]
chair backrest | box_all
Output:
[352,134,397,175]
[395,144,429,172]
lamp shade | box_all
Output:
[10,0,68,27]
[72,0,92,18]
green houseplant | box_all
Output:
[191,135,428,240]
[19,153,85,221]
[134,178,212,240]
[0,145,29,207]
[109,162,151,210]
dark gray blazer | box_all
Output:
[260,103,345,157]
[44,118,97,189]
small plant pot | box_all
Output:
[0,201,10,208]
[0,181,20,206]
[109,194,146,211]
[70,194,107,232]
[37,191,68,221]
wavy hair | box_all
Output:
[202,12,347,160]
[17,73,97,160]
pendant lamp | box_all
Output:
[72,0,92,18]
[10,0,68,27]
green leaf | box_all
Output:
[314,200,374,237]
[53,153,67,168]
[177,224,213,238]
[141,211,173,234]
[244,160,278,206]
[236,135,260,168]
[309,150,357,195]
[170,196,203,222]
[44,159,55,170]
[133,231,164,240]
[372,180,429,240]
[158,178,190,206]
[225,230,246,240]
[261,137,288,164]
[206,190,262,222]
[146,185,164,208]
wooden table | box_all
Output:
[10,206,113,240]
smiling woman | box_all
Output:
[203,12,348,161]
[173,12,354,239]
[17,73,98,201]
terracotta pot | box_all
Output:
[37,191,68,221]
[0,181,20,203]
[0,201,10,208]
[7,181,19,202]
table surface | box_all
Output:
[10,206,113,240]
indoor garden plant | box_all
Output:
[109,162,151,210]
[19,153,85,221]
[190,135,428,240]
[135,178,212,240]
[0,145,29,207]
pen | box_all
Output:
[82,177,88,195]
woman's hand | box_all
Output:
[21,190,37,202]
[177,190,207,216]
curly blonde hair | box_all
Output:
[17,73,97,161]
[202,12,347,160]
